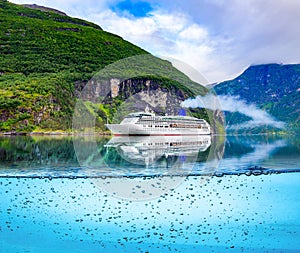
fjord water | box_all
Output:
[0,135,299,252]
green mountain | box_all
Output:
[214,63,300,132]
[0,1,211,133]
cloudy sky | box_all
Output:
[10,0,300,83]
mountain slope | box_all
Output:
[0,1,148,75]
[0,1,211,133]
[214,63,300,131]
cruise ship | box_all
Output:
[105,112,211,136]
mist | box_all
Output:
[181,94,286,129]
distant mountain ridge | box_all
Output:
[214,63,300,131]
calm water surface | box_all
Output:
[0,135,299,252]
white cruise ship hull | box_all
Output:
[105,123,210,136]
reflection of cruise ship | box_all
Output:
[105,135,211,166]
[105,112,211,136]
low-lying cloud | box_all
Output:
[181,94,286,129]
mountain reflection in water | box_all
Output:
[0,135,299,178]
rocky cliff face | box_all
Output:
[76,77,191,117]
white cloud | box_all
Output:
[159,0,300,74]
[181,94,286,129]
[178,24,208,42]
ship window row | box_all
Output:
[162,117,205,122]
[141,124,207,129]
[143,125,170,128]
[138,119,204,123]
[137,121,206,126]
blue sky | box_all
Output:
[111,0,153,17]
[10,0,300,83]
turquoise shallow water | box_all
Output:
[1,173,300,252]
[0,135,299,252]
